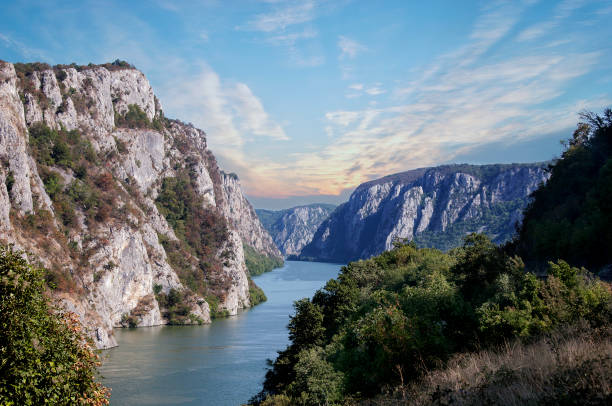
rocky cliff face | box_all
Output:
[256,204,336,256]
[221,172,282,259]
[300,164,549,263]
[0,61,281,348]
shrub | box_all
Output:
[114,104,150,129]
[249,278,267,305]
[0,246,109,404]
[243,243,283,276]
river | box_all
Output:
[99,260,342,405]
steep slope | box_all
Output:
[256,204,336,256]
[299,164,548,263]
[515,109,612,275]
[0,60,281,348]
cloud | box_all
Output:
[237,0,606,197]
[517,0,588,41]
[0,32,48,60]
[161,63,288,154]
[268,27,317,46]
[246,1,316,32]
[365,86,385,96]
[338,35,366,59]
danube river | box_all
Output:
[100,261,341,405]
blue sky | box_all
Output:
[1,0,611,209]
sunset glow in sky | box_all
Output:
[1,0,611,208]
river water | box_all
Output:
[100,261,342,406]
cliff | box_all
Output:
[299,164,549,263]
[0,60,281,348]
[256,204,336,256]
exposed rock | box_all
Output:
[220,172,282,259]
[256,204,336,256]
[300,164,549,263]
[0,61,277,348]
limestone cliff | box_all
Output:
[256,204,336,256]
[300,164,549,263]
[0,60,280,348]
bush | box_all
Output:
[249,278,267,305]
[256,235,612,403]
[243,243,283,276]
[0,246,109,405]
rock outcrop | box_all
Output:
[299,164,549,263]
[0,61,281,348]
[256,204,336,256]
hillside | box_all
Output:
[514,109,612,276]
[252,110,612,405]
[0,60,281,348]
[256,204,336,256]
[299,163,548,263]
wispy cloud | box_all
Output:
[518,0,588,41]
[365,86,385,96]
[0,32,48,60]
[338,35,366,59]
[236,0,608,197]
[245,1,316,32]
[161,63,288,155]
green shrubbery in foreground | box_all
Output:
[0,246,109,405]
[255,237,612,405]
[254,110,612,405]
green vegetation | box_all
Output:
[249,278,268,305]
[154,288,203,325]
[155,170,239,320]
[253,111,612,405]
[0,246,109,405]
[515,109,612,273]
[114,103,169,131]
[414,198,527,250]
[29,123,117,229]
[29,122,96,170]
[255,237,611,405]
[244,243,284,276]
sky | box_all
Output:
[1,0,611,209]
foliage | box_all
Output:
[413,198,528,251]
[114,103,169,131]
[114,104,151,129]
[243,243,284,276]
[0,246,109,405]
[155,171,243,321]
[255,235,612,404]
[515,108,612,272]
[29,122,96,171]
[249,278,268,306]
[154,288,198,325]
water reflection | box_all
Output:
[100,261,341,406]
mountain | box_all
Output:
[0,60,281,348]
[299,163,549,263]
[256,204,336,256]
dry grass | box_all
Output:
[361,322,612,405]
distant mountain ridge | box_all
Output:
[299,163,549,263]
[256,204,336,256]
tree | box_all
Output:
[0,246,109,405]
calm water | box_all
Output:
[100,261,341,406]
